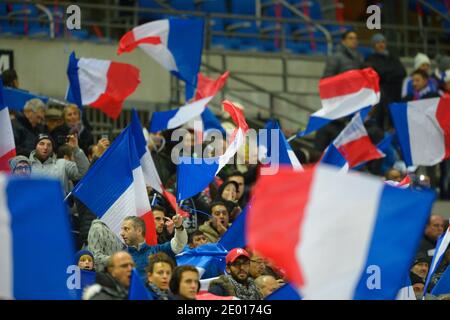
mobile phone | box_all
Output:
[101,134,109,140]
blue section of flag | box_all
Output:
[66,51,82,108]
[176,156,220,201]
[6,177,75,299]
[129,268,153,300]
[219,206,247,251]
[202,108,226,135]
[3,87,49,111]
[176,243,227,279]
[353,185,436,299]
[320,144,347,168]
[131,109,147,159]
[265,283,302,300]
[72,126,139,217]
[389,102,413,166]
[431,265,450,295]
[298,115,331,137]
[424,230,450,293]
[149,108,179,133]
[168,18,204,87]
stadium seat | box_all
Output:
[169,0,197,12]
[200,0,233,49]
[137,0,166,22]
[226,0,261,50]
[6,3,49,37]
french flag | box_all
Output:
[389,97,450,166]
[424,221,450,294]
[247,165,436,299]
[176,243,227,279]
[130,110,189,217]
[67,52,141,119]
[431,265,450,296]
[259,120,303,172]
[118,18,204,87]
[0,175,75,299]
[129,268,153,300]
[384,175,412,189]
[72,124,157,245]
[0,80,16,172]
[176,101,249,201]
[320,112,384,169]
[300,68,380,136]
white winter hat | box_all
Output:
[414,53,431,70]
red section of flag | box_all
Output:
[90,62,141,119]
[319,68,380,99]
[117,31,162,55]
[436,97,450,159]
[247,167,316,287]
[337,136,384,168]
[194,71,230,101]
[141,210,158,245]
[162,189,190,218]
[0,148,16,172]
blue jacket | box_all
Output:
[127,242,175,282]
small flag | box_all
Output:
[0,79,16,171]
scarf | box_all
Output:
[226,275,262,300]
[147,282,170,300]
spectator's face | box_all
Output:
[178,271,199,300]
[211,205,229,229]
[120,220,141,246]
[191,234,208,248]
[374,41,386,53]
[412,74,428,92]
[222,183,237,201]
[35,139,53,161]
[12,162,31,176]
[65,106,80,127]
[25,110,44,127]
[444,81,450,93]
[342,32,358,50]
[153,210,165,234]
[148,262,172,291]
[227,257,250,283]
[425,215,444,241]
[250,253,266,279]
[228,176,245,200]
[78,255,94,271]
[411,262,428,279]
[259,277,280,298]
[109,253,135,288]
[386,169,402,182]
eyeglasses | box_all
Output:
[250,259,265,265]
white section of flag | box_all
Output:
[77,58,111,105]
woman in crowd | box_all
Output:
[146,252,176,300]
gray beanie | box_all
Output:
[8,155,31,171]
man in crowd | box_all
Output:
[248,250,267,280]
[84,251,134,300]
[208,248,262,300]
[153,205,175,244]
[226,171,247,208]
[29,133,89,195]
[169,265,200,300]
[402,69,440,102]
[322,30,364,78]
[120,215,187,281]
[410,253,430,281]
[44,108,64,136]
[188,230,208,249]
[199,202,231,243]
[12,98,46,156]
[254,275,280,298]
[418,214,445,257]
[365,33,406,129]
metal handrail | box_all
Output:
[35,3,54,38]
[277,0,333,56]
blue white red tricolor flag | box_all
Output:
[389,97,450,166]
[299,68,379,136]
[72,124,157,245]
[118,18,204,88]
[67,52,140,119]
[247,165,435,299]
